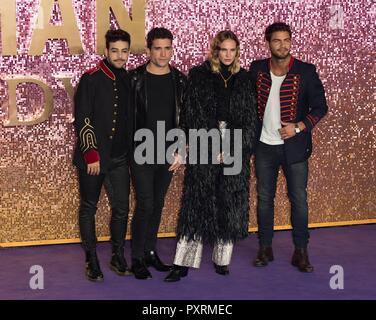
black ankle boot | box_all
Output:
[253,246,274,267]
[85,250,104,282]
[213,263,229,275]
[291,248,314,273]
[110,247,132,276]
[164,265,189,282]
[144,251,172,272]
[131,258,152,280]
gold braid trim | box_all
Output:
[79,118,98,153]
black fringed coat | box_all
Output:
[176,61,258,244]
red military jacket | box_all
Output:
[249,56,328,164]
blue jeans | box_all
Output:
[255,142,309,249]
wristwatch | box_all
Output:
[294,123,301,134]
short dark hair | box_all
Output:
[146,27,173,49]
[105,29,131,49]
[265,22,292,42]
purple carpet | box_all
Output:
[1,224,375,300]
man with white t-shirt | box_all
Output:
[249,22,328,272]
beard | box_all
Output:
[271,48,290,60]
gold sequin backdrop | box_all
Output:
[0,0,375,247]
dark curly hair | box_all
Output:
[146,27,173,49]
[105,29,131,49]
[265,22,292,42]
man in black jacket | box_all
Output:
[128,27,187,279]
[249,22,328,272]
[73,29,132,282]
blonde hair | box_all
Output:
[208,30,241,74]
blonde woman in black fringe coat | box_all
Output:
[165,30,258,282]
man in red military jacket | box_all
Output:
[249,22,328,272]
[73,29,132,282]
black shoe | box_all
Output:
[164,265,189,282]
[85,250,104,282]
[144,251,172,272]
[110,247,133,276]
[213,263,229,275]
[253,246,274,267]
[291,248,314,273]
[131,258,152,280]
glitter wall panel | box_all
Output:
[0,0,375,245]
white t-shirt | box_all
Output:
[260,71,286,145]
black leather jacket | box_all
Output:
[128,63,187,147]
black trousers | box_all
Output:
[130,162,173,259]
[255,142,309,248]
[78,154,130,252]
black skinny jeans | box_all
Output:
[78,154,130,252]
